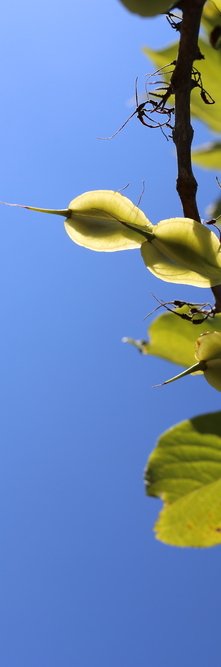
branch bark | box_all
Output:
[171,0,221,311]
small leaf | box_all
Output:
[145,411,221,547]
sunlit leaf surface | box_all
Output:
[145,411,221,547]
[65,190,152,251]
[0,190,153,252]
[141,217,221,287]
[124,308,221,368]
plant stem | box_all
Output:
[171,0,206,221]
[153,360,206,388]
[171,0,221,311]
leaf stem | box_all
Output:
[0,201,69,217]
[153,360,206,388]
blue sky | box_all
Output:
[0,1,221,666]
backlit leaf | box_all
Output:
[124,308,221,368]
[0,190,153,252]
[65,190,153,251]
[141,217,221,287]
[145,411,221,547]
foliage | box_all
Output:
[2,0,221,547]
[124,308,221,368]
[135,0,221,546]
[145,411,221,547]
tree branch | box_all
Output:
[171,0,221,311]
[171,0,206,221]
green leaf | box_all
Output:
[143,40,221,134]
[118,0,174,18]
[192,142,221,170]
[130,329,221,393]
[0,190,153,252]
[124,308,221,368]
[65,190,153,251]
[141,217,221,287]
[145,411,221,547]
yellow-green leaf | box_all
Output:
[145,411,221,547]
[192,142,221,170]
[0,190,153,252]
[141,217,221,287]
[124,308,221,368]
[65,190,152,251]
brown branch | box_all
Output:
[171,0,221,312]
[171,0,206,221]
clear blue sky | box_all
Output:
[0,2,220,666]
